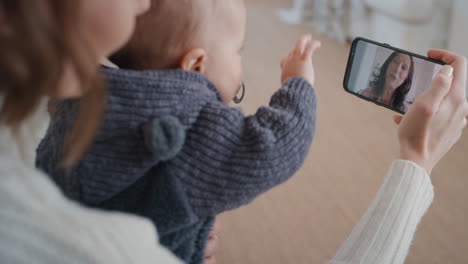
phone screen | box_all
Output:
[344,38,444,113]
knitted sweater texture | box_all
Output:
[36,68,317,263]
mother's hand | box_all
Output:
[394,50,468,174]
[204,218,221,264]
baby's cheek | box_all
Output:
[225,73,242,100]
[235,71,244,92]
[228,84,239,103]
[214,82,234,104]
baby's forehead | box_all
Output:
[174,0,243,39]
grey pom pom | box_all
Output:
[142,116,186,161]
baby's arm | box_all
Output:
[169,35,321,216]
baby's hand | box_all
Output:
[281,34,321,86]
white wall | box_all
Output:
[361,0,452,55]
[448,0,468,96]
[448,0,468,56]
[353,0,467,96]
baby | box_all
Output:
[36,0,320,263]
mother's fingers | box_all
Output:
[428,49,461,65]
[204,235,219,258]
[454,101,468,125]
[427,49,467,98]
[455,117,468,143]
[393,115,403,125]
[210,218,222,235]
[416,65,453,112]
[204,256,216,264]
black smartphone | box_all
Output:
[343,37,445,114]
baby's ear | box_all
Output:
[180,48,208,73]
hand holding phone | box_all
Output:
[396,50,468,174]
[344,38,445,113]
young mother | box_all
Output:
[0,1,467,264]
[0,0,181,263]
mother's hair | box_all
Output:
[0,0,105,167]
[370,52,414,109]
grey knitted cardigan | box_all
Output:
[36,68,317,264]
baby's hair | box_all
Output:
[110,0,218,70]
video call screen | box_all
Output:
[346,40,444,113]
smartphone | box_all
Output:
[343,37,445,114]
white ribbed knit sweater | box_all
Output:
[0,106,433,263]
[328,160,434,263]
[0,106,181,264]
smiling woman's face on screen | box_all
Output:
[385,53,412,91]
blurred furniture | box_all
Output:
[448,0,468,95]
[277,0,347,42]
[277,0,454,54]
[354,0,453,54]
[448,0,468,55]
